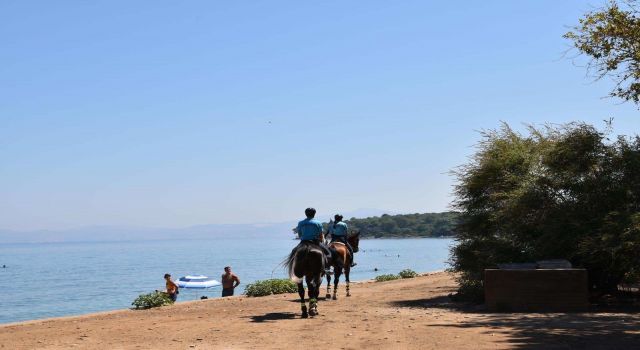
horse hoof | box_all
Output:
[346,294,351,297]
[301,312,308,318]
[309,308,318,317]
[332,295,337,300]
[325,294,331,300]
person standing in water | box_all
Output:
[221,266,240,297]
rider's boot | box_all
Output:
[324,246,333,274]
[345,243,357,267]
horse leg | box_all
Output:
[333,267,341,300]
[313,276,322,316]
[306,276,319,317]
[325,271,332,300]
[297,282,308,318]
[345,265,351,297]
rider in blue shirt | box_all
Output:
[296,208,331,266]
[297,213,324,241]
[328,214,357,267]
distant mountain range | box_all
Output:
[0,208,395,244]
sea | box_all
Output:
[0,237,453,324]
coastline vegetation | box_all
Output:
[374,274,401,282]
[341,212,459,238]
[131,291,174,309]
[399,269,418,278]
[244,279,298,297]
[375,269,418,281]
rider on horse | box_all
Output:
[296,208,332,267]
[328,214,356,267]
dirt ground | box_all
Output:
[1,272,639,350]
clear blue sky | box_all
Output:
[1,1,638,230]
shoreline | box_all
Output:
[0,270,446,327]
[1,271,638,349]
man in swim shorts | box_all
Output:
[221,266,240,297]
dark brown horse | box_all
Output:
[325,231,360,300]
[285,241,325,318]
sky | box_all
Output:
[1,1,638,231]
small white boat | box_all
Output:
[176,275,221,289]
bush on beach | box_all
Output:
[450,123,640,301]
[375,274,401,282]
[399,269,418,278]
[131,291,174,309]
[244,279,298,297]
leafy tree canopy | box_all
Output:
[451,122,640,300]
[565,1,640,104]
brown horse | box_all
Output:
[285,241,325,318]
[325,231,360,300]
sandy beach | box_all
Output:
[1,272,638,350]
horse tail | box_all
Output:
[307,249,325,288]
[284,243,308,283]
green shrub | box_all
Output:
[450,273,484,303]
[451,123,640,301]
[244,279,298,297]
[622,267,640,284]
[399,269,418,278]
[375,274,400,282]
[132,291,174,310]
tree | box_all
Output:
[343,212,459,238]
[450,122,640,301]
[564,1,640,104]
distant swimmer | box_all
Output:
[221,266,240,297]
[2,265,5,268]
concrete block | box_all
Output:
[484,269,588,312]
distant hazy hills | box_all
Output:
[0,223,295,244]
[0,209,457,243]
[0,208,393,244]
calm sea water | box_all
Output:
[0,237,453,324]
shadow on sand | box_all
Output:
[390,296,640,349]
[286,297,331,303]
[245,312,298,323]
[390,295,476,312]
